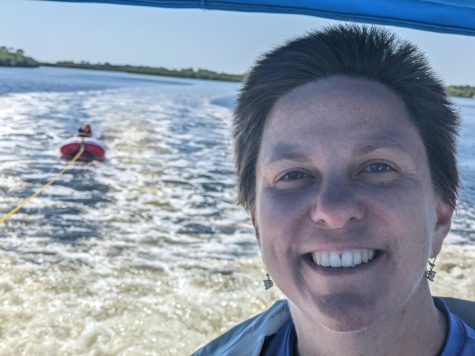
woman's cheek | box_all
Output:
[258,186,315,230]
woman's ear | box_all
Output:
[431,198,454,257]
[251,209,261,248]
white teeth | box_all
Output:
[341,251,353,267]
[329,252,341,267]
[320,252,330,267]
[311,249,377,268]
[314,253,321,265]
[353,250,362,265]
[362,249,369,263]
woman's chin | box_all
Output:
[301,293,383,332]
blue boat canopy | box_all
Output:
[42,0,475,36]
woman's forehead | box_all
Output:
[259,76,425,160]
[270,76,405,115]
[265,77,411,133]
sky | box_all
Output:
[0,0,474,85]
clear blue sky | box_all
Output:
[1,0,474,85]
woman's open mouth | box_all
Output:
[309,249,383,268]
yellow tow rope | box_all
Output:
[0,145,85,224]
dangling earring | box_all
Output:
[263,273,273,290]
[425,256,437,281]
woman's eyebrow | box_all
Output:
[263,135,413,164]
[350,129,417,153]
[263,144,311,164]
[354,139,411,156]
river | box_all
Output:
[0,66,473,354]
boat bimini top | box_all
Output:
[41,0,475,36]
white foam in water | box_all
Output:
[0,67,473,353]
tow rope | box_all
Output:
[0,145,85,224]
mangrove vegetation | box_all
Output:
[446,85,475,98]
[2,47,475,93]
[0,47,39,67]
[46,61,244,82]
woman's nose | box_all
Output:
[309,179,365,229]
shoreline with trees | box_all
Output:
[446,86,475,99]
[0,47,243,82]
[43,60,244,82]
[1,47,474,95]
[0,47,39,67]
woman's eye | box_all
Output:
[365,162,394,173]
[357,162,399,184]
[281,171,309,181]
[274,170,314,189]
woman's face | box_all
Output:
[253,76,452,331]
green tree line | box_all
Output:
[446,85,475,98]
[47,60,244,82]
[0,47,39,67]
[43,61,475,92]
[3,47,475,92]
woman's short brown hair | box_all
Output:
[234,25,459,211]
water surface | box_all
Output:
[0,67,473,354]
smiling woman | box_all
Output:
[257,76,449,335]
[193,25,475,355]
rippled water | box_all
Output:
[0,67,473,354]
